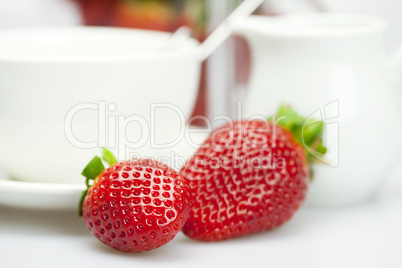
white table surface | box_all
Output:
[1,161,402,268]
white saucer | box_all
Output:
[0,171,85,211]
[0,131,209,211]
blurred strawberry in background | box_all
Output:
[73,0,206,38]
[113,1,175,31]
[73,0,117,26]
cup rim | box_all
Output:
[235,13,388,37]
[0,26,200,62]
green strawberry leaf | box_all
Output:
[79,155,105,216]
[273,104,327,163]
[79,148,119,216]
[81,156,105,182]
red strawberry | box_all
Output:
[80,148,191,252]
[180,105,326,241]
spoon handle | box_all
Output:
[160,26,192,51]
[198,0,266,61]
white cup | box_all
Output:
[0,27,200,184]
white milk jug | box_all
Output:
[233,13,402,206]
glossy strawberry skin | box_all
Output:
[82,159,191,252]
[180,120,309,241]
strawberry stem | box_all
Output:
[101,147,118,166]
[274,104,327,163]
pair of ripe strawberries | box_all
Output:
[81,105,326,252]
